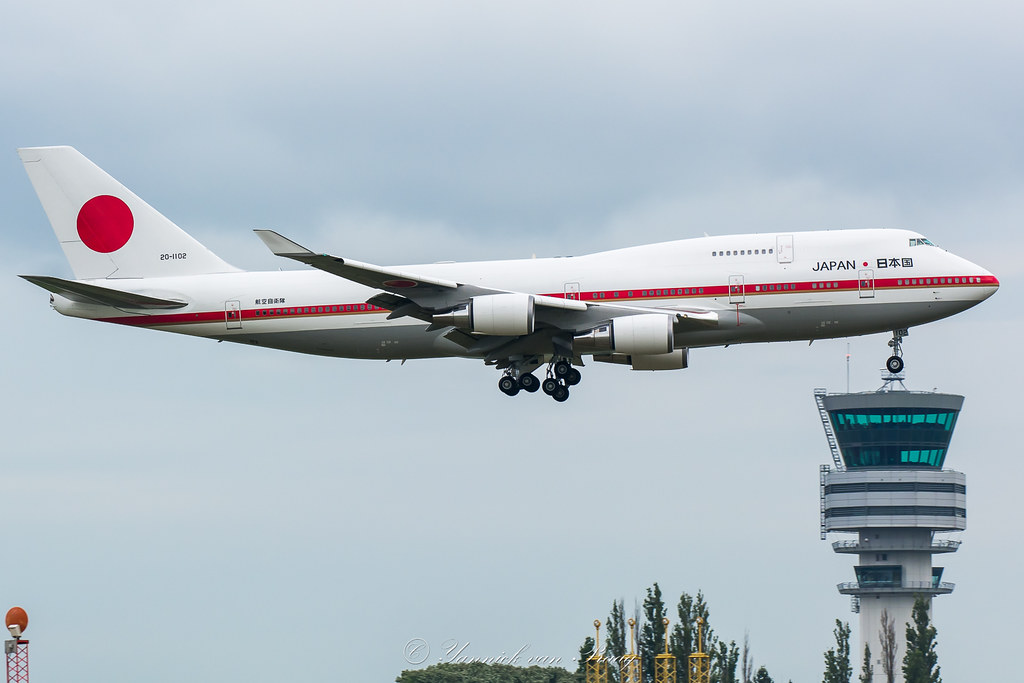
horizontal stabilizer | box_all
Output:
[20,275,187,309]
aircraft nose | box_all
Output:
[971,262,999,300]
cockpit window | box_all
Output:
[909,238,936,247]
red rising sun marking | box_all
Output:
[77,195,134,253]
[863,261,869,267]
[383,279,418,288]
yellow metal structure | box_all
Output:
[585,619,608,683]
[654,617,677,683]
[688,617,711,683]
[621,618,642,683]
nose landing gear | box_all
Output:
[885,329,907,374]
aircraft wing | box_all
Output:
[254,230,589,314]
[254,230,460,293]
[254,230,718,335]
[20,275,188,309]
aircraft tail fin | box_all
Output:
[18,146,240,280]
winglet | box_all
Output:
[254,229,316,256]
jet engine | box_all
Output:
[590,348,689,371]
[630,349,688,370]
[432,293,535,336]
[573,313,675,355]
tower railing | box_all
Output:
[837,581,955,593]
[831,539,961,552]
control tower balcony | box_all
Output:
[837,581,955,596]
[831,538,961,554]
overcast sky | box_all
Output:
[2,2,1022,682]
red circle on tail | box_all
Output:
[77,195,134,253]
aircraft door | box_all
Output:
[225,300,243,329]
[777,235,794,263]
[729,275,745,304]
[564,282,581,301]
[858,269,875,298]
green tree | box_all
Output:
[668,590,715,682]
[606,599,627,683]
[822,620,852,683]
[396,662,577,683]
[753,666,774,683]
[576,636,596,675]
[902,596,941,683]
[640,583,668,682]
[710,640,739,683]
[741,632,753,683]
[859,644,873,683]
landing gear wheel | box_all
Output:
[885,329,907,375]
[552,384,570,402]
[553,360,572,378]
[498,375,520,396]
[566,368,582,386]
[886,355,904,374]
[542,378,559,395]
[519,373,540,393]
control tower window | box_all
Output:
[854,565,902,587]
[828,408,959,468]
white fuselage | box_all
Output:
[50,228,999,361]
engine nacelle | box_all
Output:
[432,293,535,336]
[590,348,689,371]
[574,314,674,355]
[630,349,688,370]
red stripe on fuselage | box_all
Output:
[94,274,998,328]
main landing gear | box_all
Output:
[498,357,581,402]
[885,328,907,374]
[498,370,541,396]
[541,358,581,403]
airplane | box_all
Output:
[18,146,999,401]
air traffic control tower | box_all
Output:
[816,382,965,681]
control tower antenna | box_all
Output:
[5,607,28,683]
[846,342,851,394]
